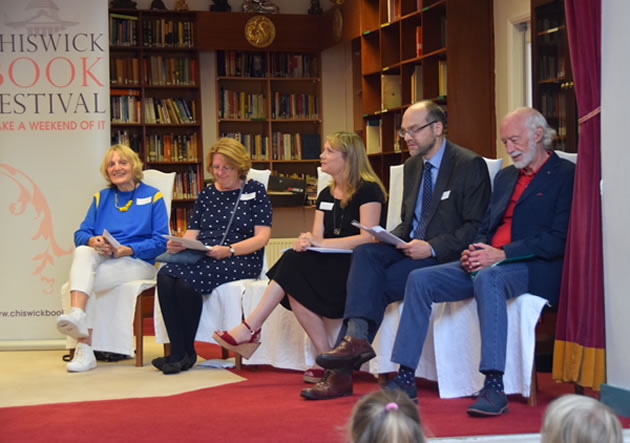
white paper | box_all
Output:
[197,358,236,369]
[163,235,211,251]
[351,220,405,246]
[102,229,121,249]
[281,247,353,254]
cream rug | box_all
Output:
[0,339,245,408]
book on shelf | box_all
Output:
[438,60,447,97]
[366,120,381,155]
[416,26,423,57]
[387,0,399,23]
[381,74,401,110]
[300,133,321,160]
[410,65,423,103]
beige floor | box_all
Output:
[0,339,244,408]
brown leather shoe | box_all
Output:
[316,336,376,370]
[300,369,352,400]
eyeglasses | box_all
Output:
[211,165,234,172]
[397,121,437,138]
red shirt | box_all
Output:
[490,154,551,248]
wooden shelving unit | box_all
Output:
[109,9,203,234]
[352,0,495,188]
[216,50,323,206]
[531,0,577,152]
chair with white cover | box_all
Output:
[61,169,175,367]
[317,166,332,196]
[153,168,271,368]
[483,157,504,191]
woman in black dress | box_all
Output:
[214,131,386,382]
[154,138,272,374]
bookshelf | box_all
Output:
[531,0,577,153]
[351,0,494,188]
[109,9,203,235]
[216,50,323,206]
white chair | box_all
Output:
[153,168,271,368]
[61,169,175,367]
[483,157,504,191]
[316,166,332,196]
[385,164,404,230]
[555,150,577,164]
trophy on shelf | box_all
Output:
[210,0,232,11]
[308,0,323,15]
[242,0,279,14]
[175,0,190,10]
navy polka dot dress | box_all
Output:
[159,178,272,294]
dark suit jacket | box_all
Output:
[474,152,575,304]
[391,140,491,263]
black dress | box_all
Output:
[269,180,386,318]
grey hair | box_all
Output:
[524,107,557,150]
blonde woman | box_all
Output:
[214,131,386,384]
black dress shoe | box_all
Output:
[316,336,376,370]
[152,356,170,371]
[301,369,352,400]
[161,354,197,375]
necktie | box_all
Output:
[414,163,433,240]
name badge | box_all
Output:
[441,190,451,200]
[241,192,256,201]
[136,196,152,205]
[319,201,334,211]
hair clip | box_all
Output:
[385,402,399,411]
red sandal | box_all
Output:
[212,319,261,360]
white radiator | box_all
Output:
[265,238,296,268]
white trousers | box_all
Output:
[63,245,156,355]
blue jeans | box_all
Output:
[341,242,437,343]
[391,260,529,373]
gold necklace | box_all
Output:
[114,187,136,212]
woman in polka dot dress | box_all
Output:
[154,138,272,374]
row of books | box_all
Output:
[538,53,567,81]
[218,89,266,120]
[111,129,141,153]
[170,207,191,236]
[144,97,196,124]
[217,51,266,78]
[145,55,196,86]
[270,132,320,161]
[173,168,202,200]
[221,132,269,161]
[142,18,194,48]
[271,92,319,120]
[111,57,140,86]
[269,53,318,78]
[111,92,141,123]
[109,13,138,47]
[146,133,199,163]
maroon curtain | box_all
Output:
[552,0,605,389]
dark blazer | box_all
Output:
[474,151,575,304]
[391,140,491,263]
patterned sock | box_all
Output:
[394,365,416,388]
[345,318,368,341]
[483,370,504,393]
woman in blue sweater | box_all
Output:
[56,144,169,372]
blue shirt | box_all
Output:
[411,138,446,234]
[74,182,169,264]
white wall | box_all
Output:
[601,0,630,391]
[493,0,529,163]
[321,41,354,138]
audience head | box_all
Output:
[347,389,426,443]
[100,144,143,187]
[500,106,556,172]
[400,100,446,158]
[325,131,386,205]
[541,394,622,443]
[206,137,252,180]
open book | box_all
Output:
[102,229,121,249]
[163,234,211,251]
[351,220,405,246]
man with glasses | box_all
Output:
[302,100,492,400]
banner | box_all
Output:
[0,0,109,347]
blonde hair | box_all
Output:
[327,131,387,207]
[348,390,425,443]
[100,144,143,186]
[206,137,252,180]
[541,394,622,443]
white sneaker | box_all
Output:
[66,343,96,372]
[56,308,88,339]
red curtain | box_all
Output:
[552,0,605,389]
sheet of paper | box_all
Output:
[350,220,405,246]
[102,229,121,249]
[163,235,211,251]
[306,247,352,254]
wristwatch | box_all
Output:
[229,245,235,257]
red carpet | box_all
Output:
[2,342,628,442]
